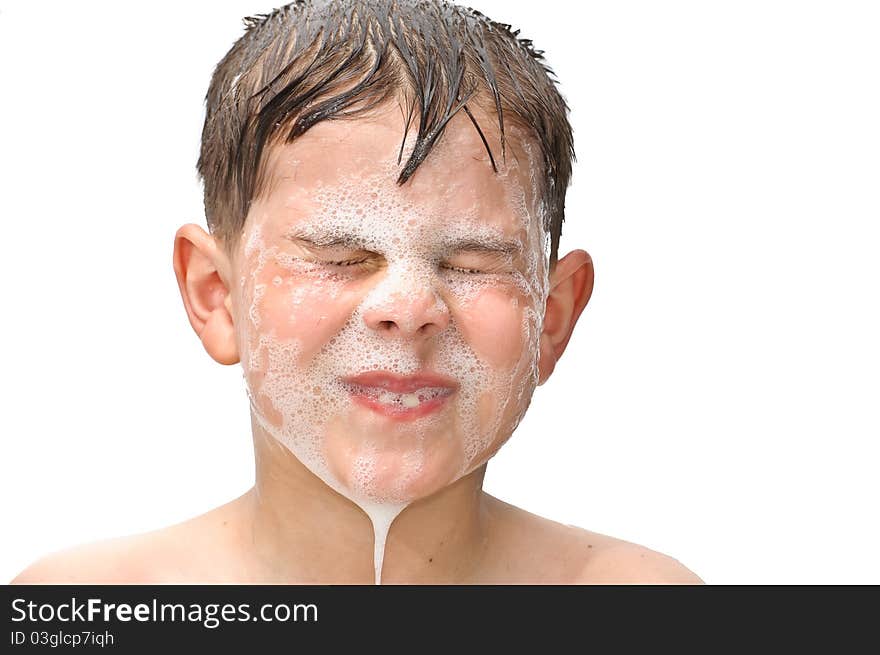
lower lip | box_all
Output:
[346,389,453,422]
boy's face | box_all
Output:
[230,103,551,505]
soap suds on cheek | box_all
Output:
[452,137,552,464]
[232,145,550,584]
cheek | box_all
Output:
[457,286,534,370]
[236,266,362,426]
[253,265,357,345]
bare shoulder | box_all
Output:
[10,495,249,584]
[483,495,703,584]
[11,533,164,584]
[573,537,704,584]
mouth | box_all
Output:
[340,371,458,422]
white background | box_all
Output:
[1,1,878,584]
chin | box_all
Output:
[324,437,473,505]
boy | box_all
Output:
[14,0,700,584]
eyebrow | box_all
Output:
[284,228,372,250]
[284,226,519,256]
[441,236,520,256]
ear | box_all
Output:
[537,250,594,385]
[172,224,239,365]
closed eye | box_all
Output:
[325,258,371,267]
[440,263,488,274]
[440,251,512,275]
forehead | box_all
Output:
[253,103,542,239]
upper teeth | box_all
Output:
[344,383,451,408]
[378,391,421,408]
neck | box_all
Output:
[243,416,491,584]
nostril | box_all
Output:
[419,323,440,338]
[378,320,397,331]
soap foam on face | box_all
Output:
[232,126,551,584]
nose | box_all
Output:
[361,272,450,339]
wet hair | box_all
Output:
[198,0,574,266]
